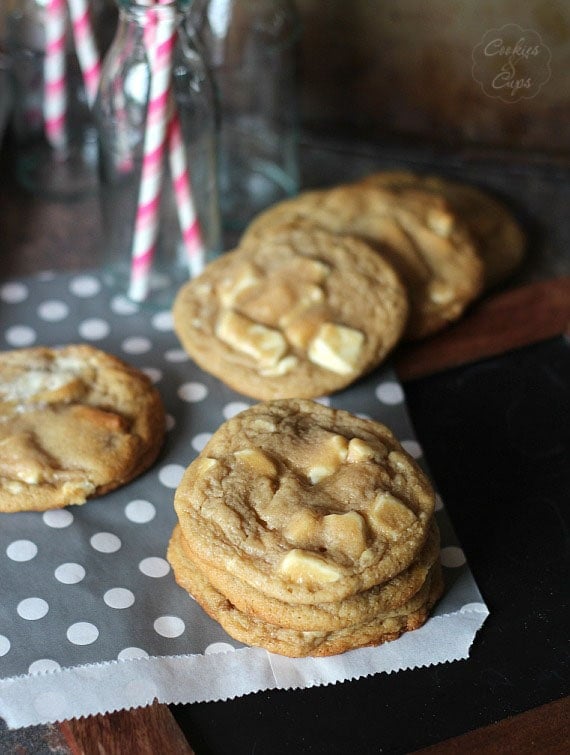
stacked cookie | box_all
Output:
[0,345,165,512]
[173,171,524,400]
[168,399,443,657]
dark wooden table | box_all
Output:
[1,135,569,753]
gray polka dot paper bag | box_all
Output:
[0,272,488,729]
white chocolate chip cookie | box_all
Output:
[169,521,440,632]
[242,183,485,340]
[172,223,408,400]
[0,345,165,512]
[168,523,444,657]
[173,399,435,605]
[358,170,526,290]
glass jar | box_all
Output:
[189,0,301,238]
[3,0,116,199]
[95,0,221,307]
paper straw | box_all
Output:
[44,0,68,151]
[66,0,101,107]
[167,104,206,277]
[128,2,177,302]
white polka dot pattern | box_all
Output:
[191,432,212,452]
[158,464,185,489]
[6,540,38,562]
[111,295,139,315]
[42,510,74,528]
[0,635,11,656]
[67,622,99,645]
[54,563,86,584]
[29,659,61,674]
[151,311,174,331]
[154,616,185,638]
[375,381,404,405]
[0,270,484,701]
[90,533,122,553]
[17,598,49,621]
[104,588,135,609]
[78,318,111,340]
[205,642,235,655]
[122,336,152,354]
[125,500,156,524]
[5,324,36,347]
[401,440,423,459]
[222,401,250,419]
[178,382,208,402]
[139,557,170,578]
[1,282,29,303]
[37,300,69,322]
[142,367,162,384]
[117,647,149,660]
[164,348,189,362]
[69,275,101,297]
[440,546,467,568]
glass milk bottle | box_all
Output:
[189,0,301,237]
[95,0,221,307]
[3,0,116,199]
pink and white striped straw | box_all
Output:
[167,105,206,277]
[128,1,177,302]
[44,0,68,151]
[66,0,101,107]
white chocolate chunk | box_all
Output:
[322,511,367,560]
[281,302,329,350]
[279,549,343,585]
[306,434,348,483]
[283,509,320,547]
[216,310,288,368]
[308,465,334,484]
[218,264,261,307]
[427,208,454,237]
[368,492,417,539]
[288,257,331,282]
[0,370,85,404]
[346,437,376,463]
[307,323,365,375]
[259,355,299,376]
[234,448,277,477]
[249,418,277,433]
[428,280,455,304]
[194,456,218,475]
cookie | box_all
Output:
[242,183,484,340]
[0,345,166,512]
[168,526,444,657]
[358,170,525,289]
[173,223,408,400]
[174,399,435,605]
[169,521,440,631]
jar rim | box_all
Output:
[117,1,191,9]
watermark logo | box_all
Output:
[472,24,551,103]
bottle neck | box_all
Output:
[116,1,188,31]
[117,0,191,13]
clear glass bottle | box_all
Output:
[3,0,116,199]
[95,0,221,308]
[189,0,301,238]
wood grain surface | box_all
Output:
[59,702,195,755]
[412,695,570,755]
